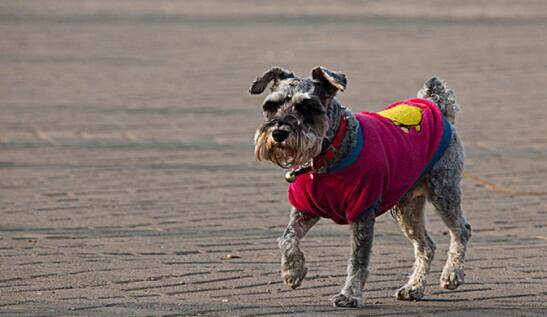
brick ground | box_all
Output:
[0,1,546,316]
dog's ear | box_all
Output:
[249,67,295,95]
[311,66,347,93]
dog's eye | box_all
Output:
[262,101,281,113]
[295,99,325,116]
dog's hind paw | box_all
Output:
[440,265,464,290]
[331,293,359,307]
[395,284,424,301]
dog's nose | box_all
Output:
[272,129,289,142]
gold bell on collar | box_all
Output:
[284,170,296,183]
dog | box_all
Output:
[249,66,471,307]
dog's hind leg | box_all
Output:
[278,207,319,289]
[427,133,471,290]
[331,211,375,307]
[393,185,436,300]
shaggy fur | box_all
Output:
[249,66,471,307]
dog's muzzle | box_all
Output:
[272,129,289,142]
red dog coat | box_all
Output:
[288,98,452,224]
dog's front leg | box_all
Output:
[278,207,319,289]
[332,212,375,307]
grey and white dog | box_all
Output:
[249,66,471,307]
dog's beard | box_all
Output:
[254,128,322,169]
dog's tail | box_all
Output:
[417,77,458,124]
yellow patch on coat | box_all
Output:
[378,104,423,132]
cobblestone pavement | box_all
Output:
[1,1,546,316]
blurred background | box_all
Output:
[1,1,546,316]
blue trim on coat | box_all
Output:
[417,117,453,181]
[329,125,363,172]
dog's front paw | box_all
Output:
[395,284,424,301]
[331,293,359,308]
[280,246,307,289]
[440,265,464,290]
[281,265,307,289]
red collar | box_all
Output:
[285,114,348,183]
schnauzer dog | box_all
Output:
[249,66,471,307]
